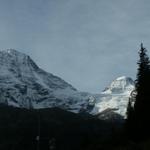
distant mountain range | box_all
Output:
[0,49,135,117]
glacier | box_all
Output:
[92,76,135,117]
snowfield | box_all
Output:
[92,76,135,117]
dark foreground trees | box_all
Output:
[126,43,150,140]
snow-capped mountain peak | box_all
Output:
[102,76,134,95]
[0,49,91,112]
[0,49,135,118]
[92,76,135,117]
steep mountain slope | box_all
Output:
[92,76,135,117]
[0,49,91,112]
[0,49,135,117]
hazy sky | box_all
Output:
[0,0,150,93]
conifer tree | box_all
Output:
[125,95,135,138]
[127,43,150,140]
[126,98,134,123]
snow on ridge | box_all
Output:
[102,76,134,95]
[0,49,27,58]
[0,49,92,113]
[116,76,128,80]
[0,49,136,117]
[92,76,135,117]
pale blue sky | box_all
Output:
[0,0,150,93]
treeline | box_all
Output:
[126,43,150,141]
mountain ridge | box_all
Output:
[92,76,135,117]
[0,49,91,112]
[0,49,135,117]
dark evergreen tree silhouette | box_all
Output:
[125,90,136,140]
[134,43,150,138]
[126,43,150,140]
[126,98,134,130]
